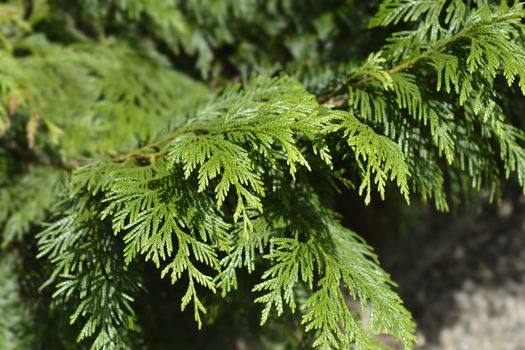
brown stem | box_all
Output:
[108,127,207,164]
[316,41,453,104]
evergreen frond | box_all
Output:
[328,110,411,204]
[37,196,142,350]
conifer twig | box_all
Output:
[110,127,207,163]
[317,9,525,105]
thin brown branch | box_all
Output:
[316,47,443,105]
[107,127,207,164]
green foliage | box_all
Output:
[344,0,525,208]
[0,166,63,244]
[38,195,142,349]
[1,0,525,349]
[0,252,31,350]
[327,110,410,204]
[30,75,416,348]
[255,222,415,350]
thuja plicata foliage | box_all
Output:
[2,0,525,349]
